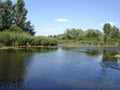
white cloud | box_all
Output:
[55,18,68,22]
[100,22,118,27]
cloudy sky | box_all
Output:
[14,0,120,35]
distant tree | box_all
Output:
[103,23,120,42]
[103,23,112,42]
[65,28,84,40]
[85,29,103,40]
[108,26,119,41]
[57,34,67,40]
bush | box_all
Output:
[8,26,23,33]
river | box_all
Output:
[0,47,120,90]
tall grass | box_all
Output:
[0,31,58,47]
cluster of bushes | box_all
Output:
[55,23,120,47]
[60,40,104,46]
[0,28,58,47]
[56,28,103,41]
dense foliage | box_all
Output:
[56,28,103,45]
[56,23,120,46]
[0,30,58,47]
[103,23,120,43]
[0,0,35,35]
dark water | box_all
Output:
[0,47,120,90]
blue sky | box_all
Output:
[16,0,120,35]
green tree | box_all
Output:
[14,0,28,29]
[103,23,120,43]
[108,26,119,41]
[65,28,84,40]
[103,23,112,42]
[0,1,5,31]
[0,0,35,35]
[85,29,103,40]
[14,0,35,35]
[24,21,35,35]
[0,0,13,31]
[4,0,13,29]
[57,34,67,40]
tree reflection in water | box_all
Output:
[101,50,120,70]
[0,50,30,88]
[0,48,57,89]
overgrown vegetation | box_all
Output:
[0,29,58,47]
[0,0,35,35]
[54,23,120,47]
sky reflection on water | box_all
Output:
[0,47,120,90]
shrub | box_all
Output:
[8,26,23,33]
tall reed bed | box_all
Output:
[0,31,58,47]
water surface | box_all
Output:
[0,47,120,90]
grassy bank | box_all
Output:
[59,40,120,47]
[0,46,58,51]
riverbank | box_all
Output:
[58,43,120,48]
[0,44,120,50]
[59,40,120,48]
[0,46,58,50]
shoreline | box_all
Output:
[0,44,120,50]
[0,46,58,50]
[59,44,120,48]
[2,44,119,49]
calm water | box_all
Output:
[0,47,120,90]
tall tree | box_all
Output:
[14,0,27,29]
[0,0,13,31]
[0,1,5,31]
[14,0,35,35]
[4,0,13,29]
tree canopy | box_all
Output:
[103,23,120,42]
[0,0,35,35]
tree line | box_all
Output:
[54,23,120,46]
[0,0,35,35]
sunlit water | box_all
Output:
[0,47,120,90]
